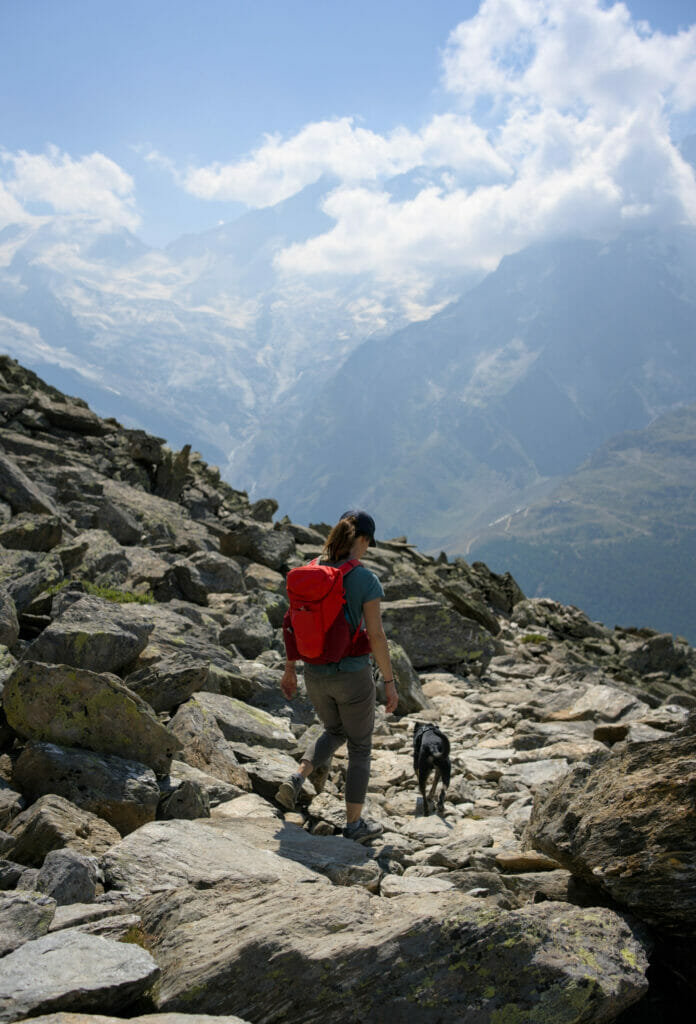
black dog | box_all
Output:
[413,722,451,816]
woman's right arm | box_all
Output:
[363,598,398,713]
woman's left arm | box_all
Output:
[363,598,398,713]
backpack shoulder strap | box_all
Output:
[338,558,361,577]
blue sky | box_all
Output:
[2,0,696,252]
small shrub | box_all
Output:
[520,633,551,645]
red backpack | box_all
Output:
[282,558,371,664]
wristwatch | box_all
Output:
[384,679,396,686]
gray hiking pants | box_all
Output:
[302,665,375,805]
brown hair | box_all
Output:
[323,515,357,562]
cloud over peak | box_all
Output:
[0,146,139,232]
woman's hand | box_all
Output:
[281,662,298,700]
[384,679,398,713]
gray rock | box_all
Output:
[0,889,56,955]
[381,597,496,668]
[0,781,25,829]
[0,930,159,1022]
[209,812,382,892]
[0,587,19,649]
[139,882,648,1022]
[187,551,245,594]
[158,780,210,821]
[0,858,25,889]
[218,516,295,571]
[167,699,252,791]
[5,553,64,613]
[219,607,274,659]
[35,849,99,905]
[439,581,501,635]
[383,640,431,714]
[3,794,121,867]
[526,715,696,935]
[27,595,154,674]
[166,760,246,807]
[124,657,209,714]
[14,742,160,836]
[0,451,59,515]
[102,818,326,896]
[191,691,296,750]
[19,1013,251,1023]
[4,661,181,775]
[0,513,63,552]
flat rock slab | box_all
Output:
[139,879,648,1023]
[209,815,382,892]
[4,661,181,775]
[0,889,56,954]
[102,818,327,896]
[0,930,159,1023]
[21,1015,251,1024]
[380,874,455,897]
[192,691,296,750]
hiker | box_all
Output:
[277,509,398,842]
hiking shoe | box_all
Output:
[342,818,384,844]
[311,760,332,795]
[276,772,304,810]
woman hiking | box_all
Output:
[276,509,398,843]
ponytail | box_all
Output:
[323,516,357,562]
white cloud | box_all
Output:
[271,0,696,282]
[0,146,139,231]
[179,115,511,207]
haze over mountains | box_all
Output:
[1,172,696,639]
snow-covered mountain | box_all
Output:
[0,178,464,471]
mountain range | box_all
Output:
[1,181,696,638]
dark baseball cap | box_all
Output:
[341,509,376,546]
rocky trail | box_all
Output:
[0,353,695,1024]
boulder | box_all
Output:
[0,512,63,552]
[218,516,295,571]
[0,890,56,955]
[191,692,296,751]
[439,581,501,635]
[0,586,19,648]
[0,782,24,829]
[139,882,648,1022]
[3,662,181,775]
[102,818,326,897]
[157,779,210,821]
[35,848,99,905]
[185,551,245,595]
[385,640,431,714]
[13,742,160,836]
[3,795,121,867]
[165,760,246,807]
[20,1015,250,1024]
[27,596,154,674]
[525,715,696,936]
[0,451,59,515]
[3,552,64,613]
[167,699,252,790]
[0,931,159,1022]
[381,597,496,668]
[219,607,274,659]
[209,813,382,892]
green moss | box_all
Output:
[621,947,639,968]
[43,579,155,604]
[120,925,157,952]
[520,634,551,645]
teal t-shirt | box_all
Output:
[304,559,384,674]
